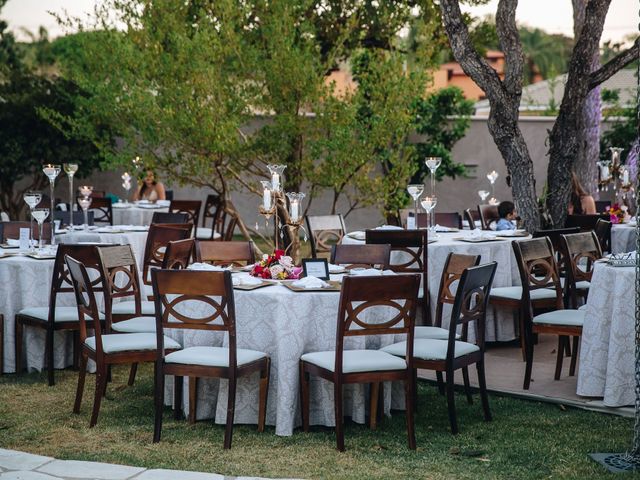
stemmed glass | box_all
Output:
[23,191,42,252]
[42,164,61,245]
[31,208,49,251]
[487,170,499,204]
[407,184,424,229]
[63,163,78,228]
[421,196,438,237]
[78,196,92,231]
[478,190,490,204]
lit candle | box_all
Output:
[271,172,280,191]
[290,200,299,222]
[601,166,609,181]
[623,169,629,184]
[263,187,271,209]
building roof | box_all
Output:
[474,68,637,114]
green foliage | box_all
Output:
[600,88,637,164]
[518,27,573,82]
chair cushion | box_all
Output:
[85,333,180,354]
[532,309,584,327]
[165,346,267,367]
[195,227,222,240]
[142,284,154,299]
[18,306,104,322]
[111,300,156,316]
[111,316,156,333]
[489,286,557,301]
[382,338,479,361]
[575,280,591,290]
[415,326,460,340]
[300,350,406,373]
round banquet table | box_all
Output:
[611,223,637,254]
[163,274,406,437]
[56,226,148,267]
[577,262,636,406]
[111,205,168,226]
[342,230,524,342]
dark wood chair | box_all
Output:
[195,240,255,266]
[169,200,202,227]
[594,218,612,254]
[197,194,228,240]
[594,200,611,213]
[92,190,106,198]
[306,214,347,258]
[65,254,180,428]
[560,231,601,310]
[151,212,189,225]
[565,213,608,232]
[382,262,497,434]
[434,212,463,229]
[512,237,586,389]
[329,244,390,270]
[151,269,270,448]
[0,221,52,243]
[162,238,195,270]
[477,205,499,230]
[463,208,480,230]
[365,229,431,325]
[15,244,104,385]
[300,274,421,451]
[83,197,113,225]
[54,211,94,227]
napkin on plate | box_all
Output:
[465,230,496,240]
[156,200,171,207]
[434,224,454,232]
[232,275,263,286]
[189,262,229,271]
[328,263,344,273]
[346,231,366,240]
[374,225,404,230]
[291,276,329,289]
[6,239,20,247]
[348,268,396,276]
[112,202,131,209]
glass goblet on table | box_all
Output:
[31,208,50,251]
[78,196,92,231]
[420,196,437,237]
[406,184,424,229]
[23,191,42,252]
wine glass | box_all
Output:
[407,184,424,229]
[424,157,442,197]
[23,191,42,252]
[78,196,92,231]
[31,208,49,251]
[63,163,78,228]
[420,196,438,236]
[478,190,490,203]
[43,164,61,246]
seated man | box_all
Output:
[496,201,517,231]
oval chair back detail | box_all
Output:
[306,214,347,258]
[560,231,601,309]
[329,243,391,270]
[195,240,255,266]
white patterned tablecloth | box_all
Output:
[164,276,406,436]
[343,231,523,342]
[611,224,637,254]
[112,205,168,226]
[56,227,148,267]
[577,263,635,406]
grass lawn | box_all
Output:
[0,364,634,479]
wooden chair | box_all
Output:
[195,240,255,266]
[329,244,390,270]
[560,231,601,310]
[151,212,189,225]
[15,244,104,385]
[512,237,586,389]
[92,190,106,198]
[594,200,611,213]
[565,213,608,232]
[382,262,497,434]
[65,255,180,428]
[163,238,195,270]
[463,208,480,230]
[197,194,224,240]
[300,274,421,451]
[0,221,52,243]
[594,218,612,254]
[434,212,463,229]
[84,197,113,225]
[54,211,95,227]
[169,200,202,227]
[477,205,499,230]
[306,214,347,258]
[365,229,431,325]
[151,269,270,448]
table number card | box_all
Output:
[406,216,416,230]
[302,258,330,280]
[19,228,30,250]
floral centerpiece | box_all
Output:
[250,250,302,279]
[605,203,626,224]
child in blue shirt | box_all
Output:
[496,201,517,231]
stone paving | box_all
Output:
[0,449,297,480]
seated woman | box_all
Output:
[133,169,166,202]
[496,201,517,231]
[568,172,596,215]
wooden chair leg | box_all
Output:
[153,360,165,443]
[174,376,183,420]
[462,367,473,405]
[519,311,526,362]
[523,327,534,390]
[14,318,22,374]
[435,371,445,395]
[334,381,345,452]
[369,382,379,430]
[569,336,579,376]
[73,353,88,414]
[445,369,458,435]
[127,363,138,386]
[72,331,79,370]
[188,376,198,424]
[405,373,416,450]
[223,376,237,449]
[564,335,572,357]
[554,336,565,381]
[299,362,310,432]
[477,360,492,421]
[46,327,55,386]
[89,364,106,427]
[258,358,270,432]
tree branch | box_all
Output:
[589,37,640,90]
[495,0,524,96]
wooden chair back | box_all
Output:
[594,200,610,213]
[434,212,463,229]
[365,229,427,274]
[335,274,421,373]
[330,244,390,270]
[142,224,192,286]
[560,232,602,308]
[565,213,608,232]
[464,208,479,230]
[54,211,94,227]
[169,200,202,226]
[306,214,347,257]
[51,244,104,307]
[85,197,113,225]
[532,227,580,274]
[162,238,195,269]
[435,253,480,327]
[64,255,103,347]
[195,240,255,266]
[0,221,52,242]
[478,205,499,230]
[202,194,220,228]
[96,245,142,326]
[152,269,238,359]
[151,212,189,225]
[447,262,497,352]
[594,218,612,253]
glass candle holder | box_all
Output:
[43,164,61,245]
[267,164,287,192]
[286,192,305,223]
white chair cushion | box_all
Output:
[578,304,588,311]
[300,350,406,373]
[111,300,156,316]
[195,227,222,240]
[532,309,584,327]
[415,326,460,340]
[111,316,156,333]
[574,280,591,290]
[18,306,104,322]
[165,346,267,367]
[85,333,180,354]
[489,286,557,301]
[382,338,479,361]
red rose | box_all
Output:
[261,270,271,279]
[274,249,284,260]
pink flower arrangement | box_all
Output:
[250,250,302,280]
[605,203,625,224]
